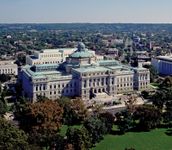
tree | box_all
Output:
[16,53,26,65]
[152,89,167,109]
[0,99,7,117]
[99,112,114,134]
[37,95,49,102]
[0,74,11,83]
[134,105,162,131]
[125,94,137,112]
[0,118,30,150]
[115,110,135,134]
[141,90,149,99]
[116,94,138,134]
[15,99,63,148]
[83,116,106,145]
[149,65,158,82]
[160,76,172,88]
[54,134,65,150]
[163,101,172,126]
[143,65,158,82]
[66,127,91,150]
[58,97,88,125]
[152,82,172,110]
[64,143,74,150]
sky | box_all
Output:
[0,0,172,23]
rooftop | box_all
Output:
[98,59,119,66]
[156,55,172,62]
[41,48,75,53]
[73,66,110,73]
[70,51,93,58]
[0,60,16,65]
[24,66,72,80]
[70,42,93,58]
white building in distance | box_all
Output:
[26,48,76,65]
[152,55,172,75]
[21,43,150,102]
[26,48,104,65]
[0,60,18,75]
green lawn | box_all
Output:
[59,125,81,136]
[92,128,172,150]
[150,83,160,89]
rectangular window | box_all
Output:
[84,80,86,88]
[43,85,46,90]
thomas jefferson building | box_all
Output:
[21,43,150,102]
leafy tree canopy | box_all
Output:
[0,118,29,150]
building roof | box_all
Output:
[0,60,15,65]
[73,66,110,73]
[24,66,72,80]
[41,48,75,53]
[70,42,93,58]
[156,56,172,62]
[70,51,93,58]
[98,60,119,66]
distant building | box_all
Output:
[21,43,150,102]
[26,47,104,65]
[133,51,151,67]
[0,60,18,75]
[152,55,172,75]
[26,48,76,65]
[107,48,118,55]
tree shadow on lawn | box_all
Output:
[110,130,123,135]
[165,129,172,136]
[110,127,150,136]
[110,127,155,137]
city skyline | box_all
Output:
[0,0,172,23]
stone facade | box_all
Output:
[21,43,150,101]
[0,60,18,75]
[26,48,76,65]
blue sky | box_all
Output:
[0,0,172,23]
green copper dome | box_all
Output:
[70,42,93,58]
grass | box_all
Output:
[150,82,160,87]
[92,128,172,150]
[59,125,81,136]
